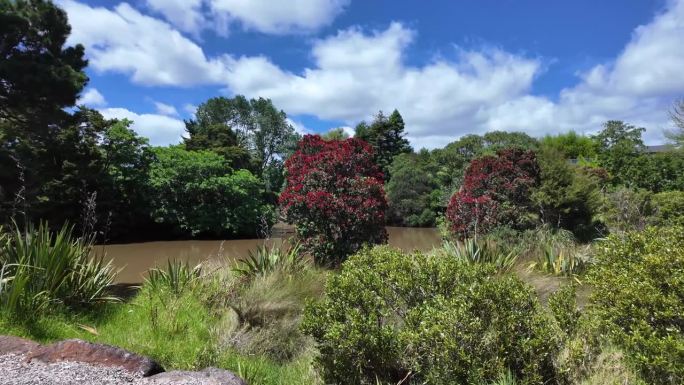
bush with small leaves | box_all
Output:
[588,227,684,384]
[302,245,560,385]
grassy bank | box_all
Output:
[2,224,681,384]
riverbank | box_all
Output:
[98,227,441,283]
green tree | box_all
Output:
[482,131,539,153]
[532,146,602,240]
[149,146,271,237]
[99,119,155,240]
[184,96,299,192]
[593,121,645,184]
[540,131,597,159]
[385,151,440,227]
[0,0,87,122]
[0,0,91,228]
[626,151,684,193]
[354,109,412,176]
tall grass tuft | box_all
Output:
[145,259,202,296]
[435,238,518,272]
[529,244,589,277]
[0,222,118,316]
[233,242,307,278]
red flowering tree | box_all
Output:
[280,135,388,264]
[447,148,540,238]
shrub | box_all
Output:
[651,190,684,227]
[588,227,684,384]
[446,148,540,238]
[302,246,559,385]
[0,222,118,315]
[598,187,654,233]
[548,284,581,338]
[280,135,388,265]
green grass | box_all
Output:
[0,255,325,385]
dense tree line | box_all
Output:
[0,0,294,241]
[3,0,683,246]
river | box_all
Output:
[99,227,441,283]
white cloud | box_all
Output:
[61,0,684,148]
[208,0,349,34]
[223,22,543,144]
[286,118,312,135]
[100,107,186,146]
[58,0,229,86]
[142,0,347,36]
[222,1,684,148]
[144,0,204,36]
[153,101,179,116]
[77,88,106,106]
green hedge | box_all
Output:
[589,227,684,384]
[302,245,560,385]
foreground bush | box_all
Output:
[302,246,559,385]
[588,227,684,384]
[280,135,388,265]
[0,222,117,315]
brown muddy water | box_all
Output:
[99,226,441,283]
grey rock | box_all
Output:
[141,367,247,385]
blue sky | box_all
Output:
[62,0,684,148]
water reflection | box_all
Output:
[100,227,441,283]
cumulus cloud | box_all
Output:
[153,101,179,116]
[61,0,684,147]
[144,0,204,36]
[58,0,229,86]
[77,88,106,107]
[222,1,684,148]
[142,0,348,36]
[100,107,186,146]
[208,0,349,34]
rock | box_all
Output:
[142,367,247,385]
[26,339,163,376]
[0,335,41,356]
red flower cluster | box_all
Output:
[280,135,388,264]
[446,148,540,238]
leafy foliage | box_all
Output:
[280,135,388,265]
[447,148,540,238]
[302,245,559,385]
[354,110,412,177]
[184,95,300,192]
[385,151,440,226]
[593,121,645,185]
[588,227,684,384]
[149,146,272,237]
[532,147,602,240]
[651,190,684,226]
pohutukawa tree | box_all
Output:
[280,135,388,264]
[447,148,540,238]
